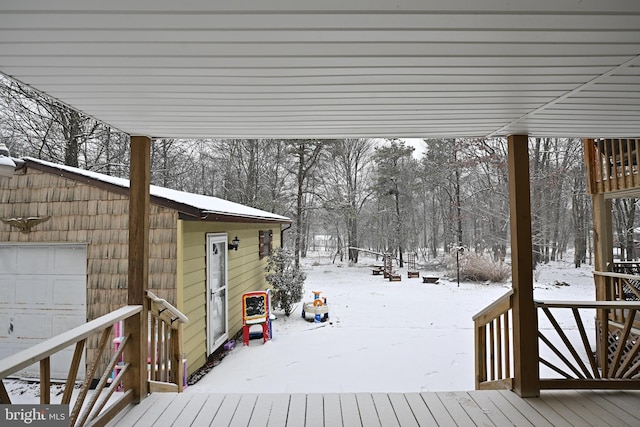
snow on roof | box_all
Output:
[24,157,290,223]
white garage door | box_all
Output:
[0,243,87,379]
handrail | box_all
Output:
[472,289,514,322]
[594,270,640,282]
[0,305,142,379]
[535,299,640,310]
[147,290,189,325]
[474,289,514,390]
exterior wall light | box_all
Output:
[228,236,240,251]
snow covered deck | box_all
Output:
[108,389,640,426]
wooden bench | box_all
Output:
[423,276,439,284]
[388,273,402,282]
[408,271,420,278]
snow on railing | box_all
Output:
[0,305,142,427]
[146,291,189,393]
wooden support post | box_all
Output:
[592,192,613,371]
[507,135,540,397]
[124,135,151,403]
[592,193,613,300]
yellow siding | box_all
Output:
[180,220,281,375]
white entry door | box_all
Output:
[206,233,229,354]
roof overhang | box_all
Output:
[1,1,640,139]
[23,158,292,224]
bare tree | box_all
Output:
[0,76,127,172]
[318,138,374,263]
[286,140,327,267]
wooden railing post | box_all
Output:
[592,193,613,370]
[507,135,540,397]
[592,194,613,300]
[39,358,50,404]
[172,323,184,392]
[124,135,151,403]
[583,139,597,195]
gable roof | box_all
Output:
[24,157,291,224]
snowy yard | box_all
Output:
[187,253,595,394]
[3,253,596,401]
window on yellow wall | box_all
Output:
[259,230,273,259]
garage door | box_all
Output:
[0,243,87,379]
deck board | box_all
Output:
[430,392,475,426]
[106,393,154,426]
[467,390,523,427]
[229,394,258,427]
[304,394,323,427]
[486,391,542,427]
[322,393,343,427]
[247,394,274,427]
[140,396,172,426]
[418,392,456,425]
[448,391,494,426]
[266,394,290,427]
[190,394,225,427]
[537,393,596,426]
[387,393,419,427]
[371,393,400,427]
[246,394,269,427]
[553,390,628,426]
[339,393,362,427]
[164,394,209,427]
[506,391,574,427]
[286,393,306,427]
[574,390,639,426]
[599,390,640,419]
[109,390,640,427]
[404,393,438,426]
[355,393,381,427]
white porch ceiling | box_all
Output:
[1,1,640,139]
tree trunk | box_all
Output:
[394,185,404,267]
[431,194,438,258]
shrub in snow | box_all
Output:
[265,248,306,316]
[448,253,511,283]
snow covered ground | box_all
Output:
[3,252,595,402]
[187,252,595,394]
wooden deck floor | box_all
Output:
[107,389,640,427]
